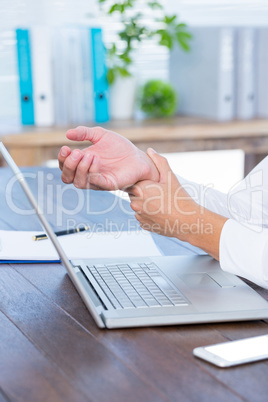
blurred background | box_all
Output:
[1,0,268,192]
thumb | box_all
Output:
[147,148,172,183]
[66,126,105,144]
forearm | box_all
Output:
[180,207,228,260]
[176,174,232,219]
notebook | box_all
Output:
[0,229,161,263]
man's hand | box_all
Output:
[129,148,197,240]
[58,126,159,191]
[129,148,227,260]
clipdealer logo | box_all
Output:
[227,169,264,233]
[5,171,134,226]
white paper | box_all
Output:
[0,230,161,261]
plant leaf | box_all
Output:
[107,68,116,85]
[118,66,131,77]
[109,3,125,14]
[157,30,173,49]
[164,15,177,25]
[176,30,192,39]
[177,36,191,52]
[177,23,187,28]
[147,1,163,9]
[119,53,132,64]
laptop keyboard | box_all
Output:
[86,262,188,309]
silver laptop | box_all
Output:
[1,141,268,329]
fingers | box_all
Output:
[88,154,101,174]
[77,154,109,190]
[76,154,114,190]
[60,149,113,190]
[127,183,143,198]
[129,184,144,213]
[58,146,71,170]
[72,153,94,188]
[60,149,84,184]
[130,200,141,213]
[134,213,160,234]
[147,148,172,183]
[129,180,154,214]
[66,126,106,144]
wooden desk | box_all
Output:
[1,117,268,175]
[0,167,268,401]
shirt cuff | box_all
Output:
[219,219,268,289]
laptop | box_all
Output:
[1,141,268,329]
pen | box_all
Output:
[32,226,89,241]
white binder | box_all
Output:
[0,30,21,129]
[52,27,96,126]
[256,28,268,118]
[67,28,85,125]
[170,27,235,121]
[235,28,256,120]
[80,27,94,123]
[31,26,54,126]
[52,28,70,126]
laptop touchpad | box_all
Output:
[180,273,220,288]
[180,272,236,288]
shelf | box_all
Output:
[1,116,268,174]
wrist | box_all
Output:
[138,149,160,182]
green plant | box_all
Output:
[98,0,192,85]
[140,79,177,117]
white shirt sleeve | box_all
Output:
[176,156,268,289]
[176,174,231,218]
[220,219,268,289]
[177,156,268,226]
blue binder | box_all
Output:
[90,28,109,123]
[16,29,35,125]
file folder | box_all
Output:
[81,27,94,123]
[91,28,109,123]
[170,27,235,121]
[0,30,20,127]
[52,28,70,126]
[31,26,54,126]
[235,28,256,120]
[52,26,109,125]
[16,28,35,125]
[256,28,268,118]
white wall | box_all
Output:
[167,0,268,26]
[0,0,98,29]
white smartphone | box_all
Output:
[193,334,268,367]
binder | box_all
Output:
[67,28,85,125]
[0,30,21,128]
[235,28,256,120]
[169,27,235,121]
[16,28,35,125]
[31,26,54,126]
[90,28,109,123]
[52,28,69,126]
[256,28,268,118]
[51,26,109,126]
[81,27,94,123]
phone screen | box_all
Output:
[204,335,268,362]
